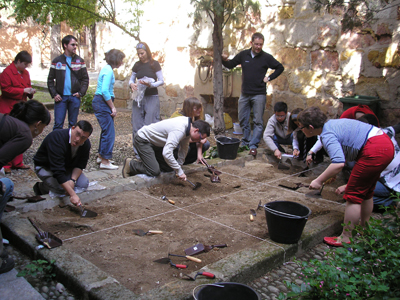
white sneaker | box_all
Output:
[96,157,114,164]
[100,163,119,170]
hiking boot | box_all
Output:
[0,249,9,259]
[33,182,43,196]
[0,257,15,274]
[122,158,132,178]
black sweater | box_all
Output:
[0,114,32,169]
[33,129,91,184]
[222,49,284,95]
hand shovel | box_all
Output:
[186,179,201,190]
[28,217,63,249]
[185,243,227,256]
[161,195,175,205]
[279,182,309,191]
[168,253,202,263]
[278,158,291,170]
[182,271,215,281]
[201,158,222,175]
[153,257,187,269]
[79,204,97,218]
[133,229,163,236]
[306,183,325,198]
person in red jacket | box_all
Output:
[0,51,36,173]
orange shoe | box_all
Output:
[323,236,350,247]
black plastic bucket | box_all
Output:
[194,282,260,300]
[216,136,240,160]
[264,201,311,244]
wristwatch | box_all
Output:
[71,179,76,184]
[307,152,313,156]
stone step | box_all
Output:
[0,268,45,300]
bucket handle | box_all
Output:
[215,135,233,146]
[265,205,309,219]
[193,284,225,300]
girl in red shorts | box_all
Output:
[297,107,394,247]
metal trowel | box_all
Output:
[278,157,291,170]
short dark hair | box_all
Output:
[252,32,264,42]
[274,102,288,113]
[357,114,379,127]
[75,120,93,135]
[105,49,125,67]
[10,100,51,126]
[192,120,211,137]
[297,107,327,129]
[62,35,77,50]
[14,51,32,64]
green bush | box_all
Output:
[280,197,400,300]
[81,88,95,113]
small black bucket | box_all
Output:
[194,282,260,300]
[216,136,240,160]
[264,201,311,244]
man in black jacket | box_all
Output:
[48,35,89,130]
[222,32,284,158]
[33,120,93,207]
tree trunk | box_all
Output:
[50,24,61,61]
[212,2,225,136]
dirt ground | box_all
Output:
[20,159,347,295]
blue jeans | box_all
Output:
[238,94,266,149]
[92,95,115,159]
[35,166,89,195]
[0,178,14,261]
[53,95,81,130]
[273,133,293,153]
[373,181,395,207]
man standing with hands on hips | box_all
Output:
[222,32,284,158]
[48,35,89,130]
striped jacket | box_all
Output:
[47,54,89,98]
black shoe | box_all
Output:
[33,182,43,196]
[0,249,9,259]
[0,257,15,274]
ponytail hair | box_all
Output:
[10,100,51,126]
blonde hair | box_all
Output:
[180,97,203,120]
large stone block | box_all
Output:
[367,46,400,68]
[275,48,307,70]
[340,50,363,81]
[316,21,340,48]
[339,31,375,49]
[323,74,342,97]
[166,84,179,97]
[288,70,323,96]
[114,99,127,109]
[270,73,289,92]
[278,6,294,20]
[283,21,317,48]
[355,76,390,101]
[311,50,339,71]
[273,93,305,111]
[306,97,337,117]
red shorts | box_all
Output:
[344,133,394,204]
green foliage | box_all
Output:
[280,200,400,299]
[17,259,56,281]
[190,0,260,28]
[311,0,395,32]
[81,87,95,113]
[0,0,147,39]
